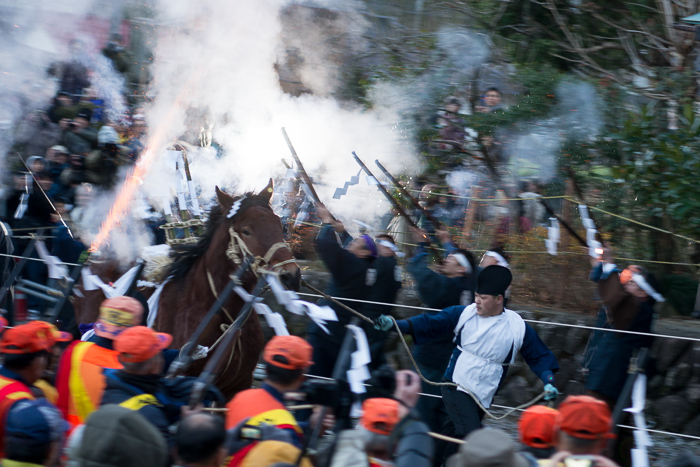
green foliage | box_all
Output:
[612,103,700,238]
[466,65,561,136]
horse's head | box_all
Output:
[215,180,301,291]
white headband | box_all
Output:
[450,253,472,274]
[485,251,509,268]
[631,274,664,302]
[377,239,404,257]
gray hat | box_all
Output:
[446,428,531,467]
[77,405,168,467]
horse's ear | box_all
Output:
[258,178,274,203]
[215,186,234,213]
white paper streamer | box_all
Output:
[188,180,201,216]
[253,303,289,336]
[35,240,69,280]
[545,218,560,256]
[346,325,372,394]
[227,197,244,219]
[146,280,168,328]
[80,264,141,299]
[624,374,652,467]
[578,204,603,258]
[266,275,337,333]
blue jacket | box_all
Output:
[398,306,558,389]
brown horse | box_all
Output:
[74,181,300,398]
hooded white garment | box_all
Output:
[452,303,526,408]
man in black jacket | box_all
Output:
[308,203,377,377]
[365,234,402,370]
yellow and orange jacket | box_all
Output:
[55,341,121,428]
[224,385,304,467]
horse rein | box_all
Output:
[225,226,297,277]
[200,225,296,384]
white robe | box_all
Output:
[452,304,526,408]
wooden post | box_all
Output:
[558,181,574,307]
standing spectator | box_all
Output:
[329,370,433,467]
[375,266,559,463]
[85,125,123,188]
[47,92,78,123]
[518,405,558,460]
[0,323,52,456]
[405,226,477,434]
[55,296,143,427]
[48,40,90,98]
[175,413,227,467]
[436,97,466,150]
[445,428,531,467]
[545,395,619,467]
[475,87,504,113]
[100,326,176,444]
[75,405,169,467]
[61,109,97,155]
[309,203,377,377]
[3,399,68,467]
[102,34,133,76]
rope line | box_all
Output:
[295,292,700,343]
[241,369,700,443]
[566,197,700,245]
[0,252,80,266]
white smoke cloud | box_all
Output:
[136,0,421,232]
[505,80,602,183]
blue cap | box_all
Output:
[6,399,69,445]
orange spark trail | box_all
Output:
[90,74,200,253]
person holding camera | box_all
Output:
[375,265,559,464]
[61,109,97,155]
[329,370,433,467]
[225,335,313,455]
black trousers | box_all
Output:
[437,385,485,465]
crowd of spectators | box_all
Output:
[0,306,696,467]
[1,47,149,316]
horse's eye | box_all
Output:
[241,228,252,237]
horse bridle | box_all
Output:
[224,226,296,277]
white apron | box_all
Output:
[452,304,526,408]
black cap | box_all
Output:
[476,265,512,296]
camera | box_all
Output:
[69,121,79,129]
[285,364,398,425]
[563,455,597,467]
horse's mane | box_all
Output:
[165,192,273,281]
